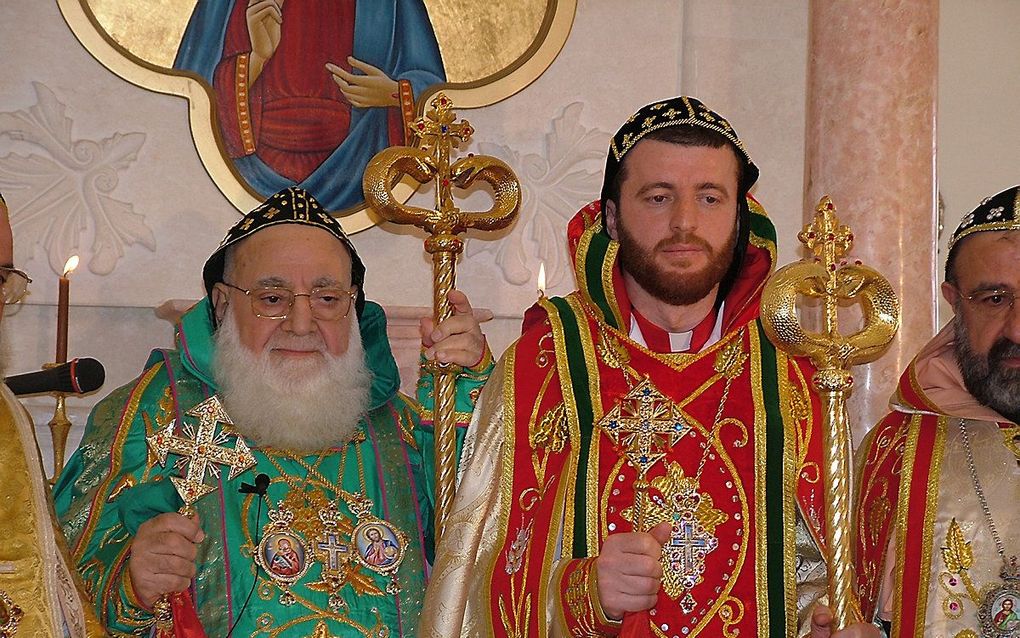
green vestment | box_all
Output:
[53,299,486,637]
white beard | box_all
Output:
[213,312,372,452]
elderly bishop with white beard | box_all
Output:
[53,187,492,637]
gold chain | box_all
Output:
[598,317,742,485]
[262,447,331,495]
[260,434,370,508]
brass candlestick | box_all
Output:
[760,196,899,630]
[363,93,520,542]
[47,392,71,484]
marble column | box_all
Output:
[804,0,939,441]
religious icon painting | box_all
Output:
[58,0,577,230]
[978,585,1020,637]
[258,531,310,583]
[353,519,407,579]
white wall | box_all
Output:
[937,0,1020,324]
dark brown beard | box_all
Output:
[616,215,736,307]
[953,314,1020,424]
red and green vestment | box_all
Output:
[421,201,830,638]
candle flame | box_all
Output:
[537,261,546,296]
[62,255,79,277]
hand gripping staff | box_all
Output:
[363,93,520,542]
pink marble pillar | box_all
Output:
[804,0,939,441]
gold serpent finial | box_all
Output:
[761,196,900,631]
[362,93,521,541]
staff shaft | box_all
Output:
[429,245,461,542]
[816,376,863,630]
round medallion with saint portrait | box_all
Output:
[352,519,406,576]
[978,584,1020,638]
[256,530,310,585]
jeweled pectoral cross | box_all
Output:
[663,516,718,613]
[598,377,689,529]
[362,93,520,542]
[147,395,257,511]
[317,532,350,572]
[666,520,713,583]
[315,507,352,572]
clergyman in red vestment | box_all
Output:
[420,96,881,638]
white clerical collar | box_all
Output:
[628,301,726,354]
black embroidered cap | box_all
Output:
[599,97,760,310]
[203,187,367,318]
[599,96,759,206]
[948,185,1020,252]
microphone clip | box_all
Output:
[238,473,270,496]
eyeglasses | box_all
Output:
[222,282,356,320]
[0,267,31,305]
[962,288,1018,318]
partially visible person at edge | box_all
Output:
[53,187,492,636]
[419,96,881,637]
[856,185,1020,637]
[0,192,106,636]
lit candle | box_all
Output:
[56,255,79,364]
[537,261,546,299]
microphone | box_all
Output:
[238,473,270,496]
[227,472,270,638]
[4,357,106,397]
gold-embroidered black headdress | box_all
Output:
[948,184,1020,252]
[599,96,760,308]
[203,187,367,318]
[599,95,759,207]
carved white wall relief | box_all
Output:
[0,82,153,276]
[468,102,610,290]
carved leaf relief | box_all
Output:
[0,82,153,275]
[468,102,610,290]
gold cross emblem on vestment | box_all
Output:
[146,396,257,509]
[599,377,689,477]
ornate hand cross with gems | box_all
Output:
[598,377,689,529]
[145,395,257,637]
[147,396,257,510]
[362,93,520,541]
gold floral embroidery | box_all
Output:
[938,518,982,618]
[531,403,568,452]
